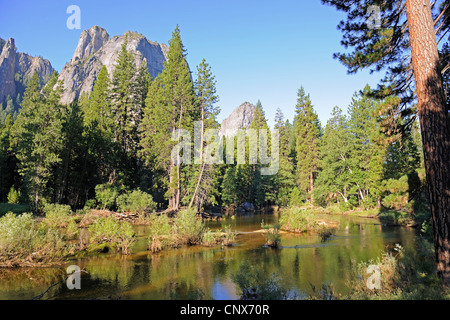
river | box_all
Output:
[0,211,419,300]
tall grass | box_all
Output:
[261,220,281,248]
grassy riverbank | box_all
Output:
[0,205,239,267]
[285,204,430,229]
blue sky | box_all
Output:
[0,0,383,127]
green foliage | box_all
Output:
[42,203,73,228]
[147,213,173,252]
[293,87,320,203]
[95,184,119,210]
[88,216,136,254]
[221,222,237,246]
[232,261,288,300]
[173,208,205,245]
[7,187,21,204]
[279,207,316,233]
[0,212,67,264]
[201,228,217,247]
[116,189,156,213]
[65,219,79,239]
[289,187,304,207]
[12,71,64,211]
[261,220,281,248]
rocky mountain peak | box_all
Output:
[0,37,54,104]
[72,25,110,62]
[220,102,256,138]
[0,38,17,101]
[58,26,168,105]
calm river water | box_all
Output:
[0,212,419,300]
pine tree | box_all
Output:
[293,87,320,204]
[273,108,295,206]
[109,41,149,187]
[12,71,64,211]
[314,106,352,207]
[86,65,112,131]
[140,25,197,210]
[0,114,14,202]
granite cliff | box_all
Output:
[57,26,168,104]
[0,37,54,103]
[219,102,256,138]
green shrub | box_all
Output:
[95,184,118,210]
[147,214,173,252]
[42,203,73,228]
[7,187,21,205]
[279,207,316,233]
[221,223,237,246]
[347,241,448,300]
[84,199,97,209]
[0,212,67,264]
[201,228,217,247]
[65,219,79,239]
[88,216,136,254]
[173,208,205,245]
[261,220,281,248]
[116,189,156,213]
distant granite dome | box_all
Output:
[0,37,54,102]
[220,102,256,138]
[57,26,169,105]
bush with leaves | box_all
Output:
[172,208,205,245]
[147,214,173,252]
[88,216,136,254]
[0,212,67,265]
[116,189,156,213]
[261,220,281,248]
[221,223,237,247]
[95,184,118,210]
[42,203,73,228]
[279,207,316,233]
[7,187,21,205]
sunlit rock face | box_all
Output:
[220,102,256,138]
[58,26,168,104]
[0,37,53,102]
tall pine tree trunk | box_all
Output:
[405,0,450,283]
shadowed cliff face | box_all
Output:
[220,102,256,138]
[0,37,53,103]
[57,26,168,105]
